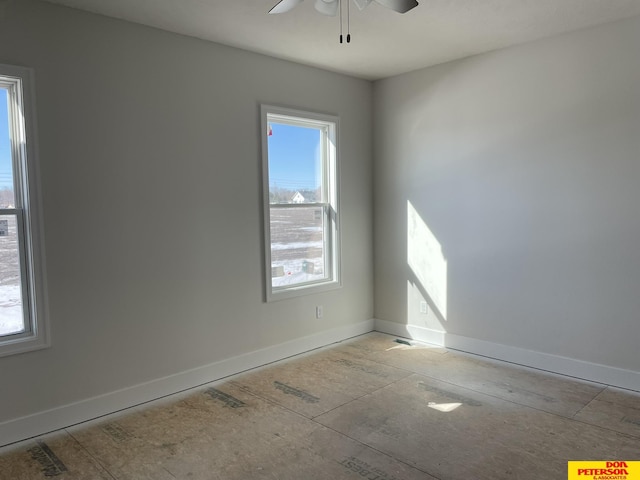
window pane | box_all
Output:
[0,214,25,336]
[271,206,326,287]
[0,65,48,355]
[0,89,15,207]
[268,122,322,204]
[262,105,339,301]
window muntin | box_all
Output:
[0,64,48,356]
[262,106,340,300]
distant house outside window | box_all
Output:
[0,64,49,356]
[261,105,341,301]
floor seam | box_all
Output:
[226,382,442,478]
[572,386,608,419]
[312,419,444,480]
[360,352,611,422]
[65,429,119,480]
[337,342,640,439]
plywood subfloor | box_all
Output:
[2,332,639,479]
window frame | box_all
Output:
[261,104,341,302]
[0,63,49,357]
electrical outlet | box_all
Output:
[316,305,323,319]
[419,301,428,314]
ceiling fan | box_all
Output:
[269,0,419,43]
[269,0,419,16]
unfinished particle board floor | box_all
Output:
[1,332,639,479]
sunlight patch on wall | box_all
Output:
[407,281,446,334]
[407,201,447,320]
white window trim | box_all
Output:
[0,63,49,357]
[261,104,341,302]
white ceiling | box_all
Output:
[44,0,640,80]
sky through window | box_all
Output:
[268,122,321,192]
[0,91,12,189]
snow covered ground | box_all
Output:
[0,285,24,336]
[270,207,325,287]
[271,241,323,251]
[0,215,25,336]
[272,257,325,287]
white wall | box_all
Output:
[374,15,640,387]
[0,0,373,439]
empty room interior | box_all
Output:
[1,0,639,478]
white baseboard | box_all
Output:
[374,319,640,392]
[374,319,446,346]
[0,319,375,447]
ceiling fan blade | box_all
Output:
[314,0,339,16]
[352,0,373,10]
[373,0,418,14]
[269,0,304,14]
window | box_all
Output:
[0,64,48,356]
[261,105,340,301]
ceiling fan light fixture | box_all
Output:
[314,0,339,16]
[352,0,373,11]
[268,0,418,43]
[269,0,418,15]
[373,0,418,14]
[268,0,304,14]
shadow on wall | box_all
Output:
[406,200,447,338]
